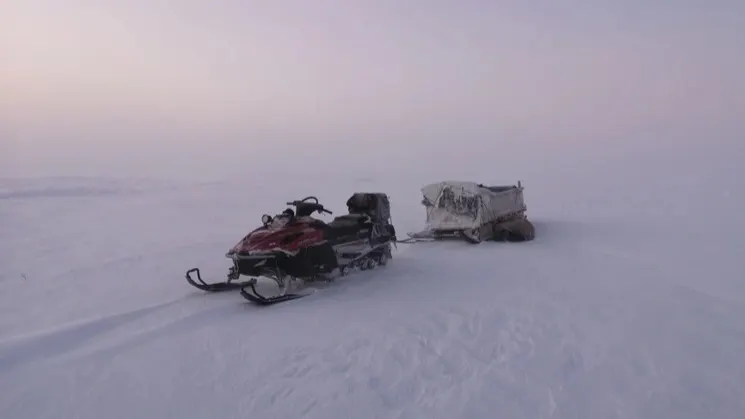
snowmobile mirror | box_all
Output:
[261,214,272,225]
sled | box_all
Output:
[402,180,535,244]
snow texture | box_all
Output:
[1,149,744,419]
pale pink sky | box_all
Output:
[1,0,743,177]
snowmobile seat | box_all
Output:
[323,214,370,240]
[346,193,391,225]
[328,214,370,228]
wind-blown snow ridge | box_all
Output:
[0,298,184,374]
[0,176,180,200]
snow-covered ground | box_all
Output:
[1,142,744,419]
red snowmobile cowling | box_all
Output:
[231,216,326,255]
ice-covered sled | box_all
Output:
[404,180,535,244]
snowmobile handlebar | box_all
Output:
[285,196,333,215]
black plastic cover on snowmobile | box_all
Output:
[346,193,391,224]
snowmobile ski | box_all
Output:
[239,282,313,305]
[185,267,251,292]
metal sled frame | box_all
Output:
[400,210,531,244]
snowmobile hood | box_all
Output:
[230,218,325,255]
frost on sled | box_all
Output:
[406,180,535,243]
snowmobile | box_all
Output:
[185,193,397,305]
[403,180,535,244]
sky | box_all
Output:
[1,0,744,178]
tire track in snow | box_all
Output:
[0,297,187,373]
[0,246,421,376]
[65,299,254,363]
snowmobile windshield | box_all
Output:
[266,215,292,229]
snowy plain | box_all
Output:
[1,139,744,419]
